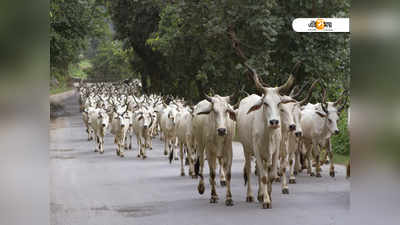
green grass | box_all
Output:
[50,86,72,95]
[332,153,350,165]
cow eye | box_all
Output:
[328,119,332,123]
[280,109,284,112]
[263,103,269,107]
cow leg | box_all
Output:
[313,142,321,177]
[294,148,301,175]
[164,137,169,156]
[99,136,104,154]
[304,142,314,176]
[218,157,226,186]
[327,139,335,177]
[244,150,254,202]
[196,147,205,195]
[94,136,99,152]
[223,149,233,206]
[206,151,218,204]
[271,149,280,182]
[142,136,147,159]
[119,138,125,157]
[280,140,289,194]
[187,143,196,178]
[256,157,271,209]
[137,134,142,158]
[179,142,185,176]
[289,151,296,184]
[124,135,128,150]
[174,138,179,160]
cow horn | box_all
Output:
[337,95,348,113]
[299,79,319,106]
[320,88,328,113]
[333,90,348,107]
[244,63,265,93]
[277,75,295,95]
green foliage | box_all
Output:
[331,109,350,155]
[68,59,92,79]
[87,40,136,81]
[50,0,108,77]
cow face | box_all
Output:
[291,103,303,137]
[315,103,340,135]
[279,98,296,132]
[197,95,236,137]
[247,89,295,129]
[168,109,178,125]
[137,112,153,129]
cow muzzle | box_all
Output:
[217,128,227,136]
[102,124,106,127]
[144,125,148,129]
[269,119,280,129]
[295,131,302,137]
[334,130,340,135]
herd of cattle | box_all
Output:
[78,73,348,209]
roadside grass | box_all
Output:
[333,153,350,165]
[50,86,73,95]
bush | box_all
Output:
[331,109,350,155]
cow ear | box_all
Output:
[247,102,262,114]
[315,111,327,118]
[228,110,236,121]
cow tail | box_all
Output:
[243,167,248,186]
[194,157,200,176]
[169,149,173,164]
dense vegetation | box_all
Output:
[50,0,350,156]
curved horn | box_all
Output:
[277,75,295,95]
[291,80,311,99]
[244,63,265,93]
[333,90,348,107]
[337,95,348,112]
[320,88,328,113]
[299,79,319,105]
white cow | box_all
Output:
[132,109,154,159]
[175,107,196,177]
[91,109,109,154]
[160,106,179,161]
[192,94,236,206]
[236,70,295,209]
[300,91,347,177]
[110,106,130,157]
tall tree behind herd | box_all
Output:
[107,0,349,102]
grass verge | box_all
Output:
[333,153,350,165]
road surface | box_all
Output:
[50,92,350,225]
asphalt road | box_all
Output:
[50,92,350,225]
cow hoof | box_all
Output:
[255,170,258,176]
[289,179,296,184]
[94,149,98,152]
[277,171,282,177]
[310,172,315,177]
[246,196,254,202]
[225,199,234,206]
[181,172,185,176]
[143,156,147,159]
[120,154,125,158]
[220,180,226,186]
[210,197,218,204]
[192,175,198,179]
[174,157,179,160]
[262,203,271,209]
[124,146,128,150]
[198,183,205,195]
[282,188,289,194]
[257,195,263,202]
[137,154,141,158]
[274,177,281,183]
[330,171,335,177]
[116,151,120,156]
[150,147,153,150]
[325,160,330,165]
[100,151,104,154]
[316,173,322,178]
[185,158,189,166]
[164,151,168,156]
